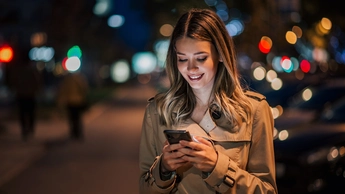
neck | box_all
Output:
[193,88,213,107]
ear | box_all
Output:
[218,55,223,62]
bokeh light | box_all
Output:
[65,56,81,72]
[30,32,47,47]
[278,130,289,141]
[204,0,217,6]
[110,59,130,83]
[281,56,293,73]
[302,88,313,101]
[132,51,157,74]
[29,47,55,62]
[108,15,125,28]
[266,70,277,82]
[258,36,272,54]
[253,66,266,81]
[67,45,82,59]
[290,57,299,71]
[0,45,13,63]
[300,59,311,73]
[226,19,244,37]
[292,26,302,38]
[312,47,328,63]
[286,31,297,44]
[316,17,332,35]
[159,24,174,37]
[272,56,283,72]
[271,78,283,90]
[154,39,169,68]
[93,0,112,16]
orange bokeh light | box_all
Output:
[0,45,14,63]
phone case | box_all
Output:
[163,130,192,144]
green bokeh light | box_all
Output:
[67,45,82,58]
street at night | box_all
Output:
[1,0,345,193]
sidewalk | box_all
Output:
[0,83,158,187]
[0,119,63,187]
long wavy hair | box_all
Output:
[155,8,253,128]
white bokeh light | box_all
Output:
[132,52,157,74]
[111,60,130,83]
[65,56,81,72]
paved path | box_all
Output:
[0,84,157,194]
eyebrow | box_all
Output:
[176,51,208,55]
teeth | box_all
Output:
[190,75,201,79]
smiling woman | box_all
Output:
[139,8,278,194]
[175,38,219,92]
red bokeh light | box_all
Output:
[300,59,311,73]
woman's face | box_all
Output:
[175,37,220,91]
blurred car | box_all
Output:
[273,79,345,131]
[274,97,345,194]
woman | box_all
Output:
[139,8,277,193]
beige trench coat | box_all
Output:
[139,91,278,194]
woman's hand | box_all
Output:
[179,136,217,173]
[161,141,189,172]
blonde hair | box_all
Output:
[155,8,253,128]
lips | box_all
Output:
[188,73,204,81]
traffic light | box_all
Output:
[0,45,14,63]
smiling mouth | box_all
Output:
[188,74,204,81]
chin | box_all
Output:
[188,84,204,89]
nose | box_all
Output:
[187,61,198,72]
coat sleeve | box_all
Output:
[139,101,177,194]
[204,99,278,193]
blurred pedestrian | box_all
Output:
[7,55,42,140]
[56,71,89,140]
[139,8,278,193]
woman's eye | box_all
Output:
[178,59,187,62]
[197,57,207,62]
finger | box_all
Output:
[178,147,195,156]
[181,154,197,163]
[194,136,213,146]
[169,143,185,152]
[163,143,182,153]
[179,140,202,150]
[163,156,188,171]
[165,156,189,166]
[164,140,169,146]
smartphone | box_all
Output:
[163,130,192,144]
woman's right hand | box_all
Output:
[161,141,189,172]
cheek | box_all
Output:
[177,63,186,73]
[212,64,218,74]
[205,61,218,73]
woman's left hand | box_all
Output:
[178,136,217,173]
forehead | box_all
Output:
[175,37,214,54]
